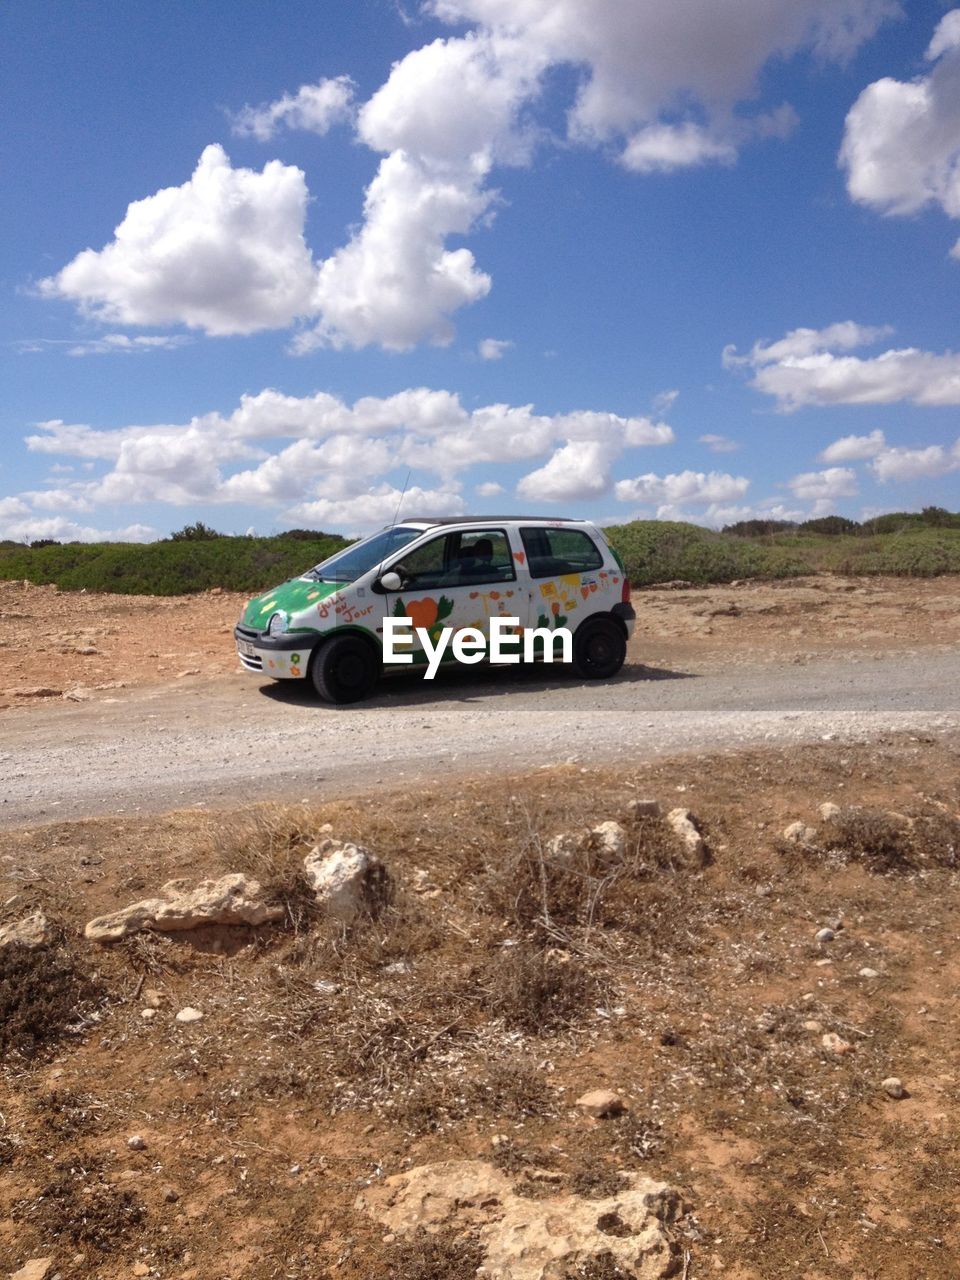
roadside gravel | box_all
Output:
[3,648,958,826]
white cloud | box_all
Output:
[478,337,513,359]
[303,151,494,351]
[15,389,674,530]
[517,440,615,501]
[0,514,157,544]
[726,321,960,409]
[0,497,30,520]
[475,480,505,496]
[39,2,898,351]
[431,0,895,155]
[22,488,94,513]
[17,333,190,357]
[652,389,679,414]
[699,433,740,453]
[820,429,886,461]
[614,470,750,506]
[39,146,318,336]
[841,11,960,225]
[622,123,737,174]
[869,443,959,482]
[788,467,858,501]
[290,485,466,533]
[229,77,355,141]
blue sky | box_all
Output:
[3,0,960,542]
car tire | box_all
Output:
[572,616,626,680]
[310,634,379,704]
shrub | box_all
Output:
[168,520,223,541]
[798,516,861,536]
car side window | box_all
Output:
[443,528,516,587]
[391,534,449,590]
[520,527,604,578]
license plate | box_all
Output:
[237,640,257,657]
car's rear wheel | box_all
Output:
[310,635,379,704]
[572,616,626,679]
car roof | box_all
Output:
[399,515,582,526]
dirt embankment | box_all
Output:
[1,737,959,1279]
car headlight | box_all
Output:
[267,612,288,636]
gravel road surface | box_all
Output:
[2,650,958,826]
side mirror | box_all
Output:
[378,570,403,592]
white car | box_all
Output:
[234,516,634,703]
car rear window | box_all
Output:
[519,527,604,578]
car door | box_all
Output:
[381,526,531,666]
[518,525,612,629]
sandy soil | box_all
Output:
[0,575,958,1279]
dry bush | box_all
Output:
[802,806,960,874]
[911,811,960,869]
[207,805,320,926]
[382,1229,484,1279]
[480,814,692,941]
[0,944,104,1061]
[483,943,600,1033]
[821,808,914,873]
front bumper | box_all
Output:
[234,624,319,678]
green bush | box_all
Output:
[2,516,960,596]
[0,534,349,596]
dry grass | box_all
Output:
[206,803,321,926]
[784,804,960,874]
[483,943,600,1033]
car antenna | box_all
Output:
[391,470,411,527]
[373,469,412,588]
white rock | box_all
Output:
[859,967,881,979]
[815,927,835,944]
[783,821,817,844]
[881,1076,906,1099]
[10,1261,53,1280]
[822,1032,854,1055]
[666,808,706,862]
[175,1007,204,1024]
[575,1088,626,1118]
[819,802,842,821]
[358,1159,681,1280]
[140,1008,157,1021]
[127,1134,146,1150]
[543,833,579,865]
[84,873,283,942]
[303,839,385,922]
[590,820,627,860]
[0,910,53,950]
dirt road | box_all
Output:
[1,574,957,824]
[3,646,958,825]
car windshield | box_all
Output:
[307,525,425,583]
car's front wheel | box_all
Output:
[571,616,626,680]
[310,634,379,704]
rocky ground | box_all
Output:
[1,736,959,1279]
[0,574,958,1278]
